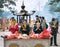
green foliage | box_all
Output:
[0,0,4,8]
[5,0,13,2]
[0,3,3,8]
[0,0,16,8]
[9,1,16,6]
[49,0,60,12]
[0,0,4,2]
[49,0,55,5]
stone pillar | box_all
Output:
[29,16,31,23]
[23,16,25,20]
[17,16,18,23]
[19,16,20,24]
[26,16,28,23]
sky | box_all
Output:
[3,0,59,23]
[3,0,51,22]
[14,0,52,22]
[15,0,48,12]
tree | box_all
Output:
[0,0,16,9]
[0,0,4,8]
[49,0,60,12]
[0,0,16,17]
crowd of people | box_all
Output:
[33,15,48,34]
[9,16,59,46]
[8,16,48,35]
[0,15,59,46]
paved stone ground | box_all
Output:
[50,33,60,47]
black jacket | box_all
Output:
[33,24,42,34]
[50,21,58,35]
[20,24,30,35]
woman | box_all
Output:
[20,20,30,35]
[33,21,42,34]
[9,17,19,34]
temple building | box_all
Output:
[16,1,35,24]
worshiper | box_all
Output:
[41,17,48,30]
[9,17,19,34]
[20,20,30,35]
[50,18,58,46]
[35,15,39,22]
[33,21,42,34]
[39,16,42,24]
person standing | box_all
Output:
[35,15,39,22]
[41,17,47,30]
[39,16,42,23]
[50,18,58,46]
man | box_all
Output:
[50,18,58,46]
[39,16,42,23]
[35,15,39,21]
[41,17,47,30]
